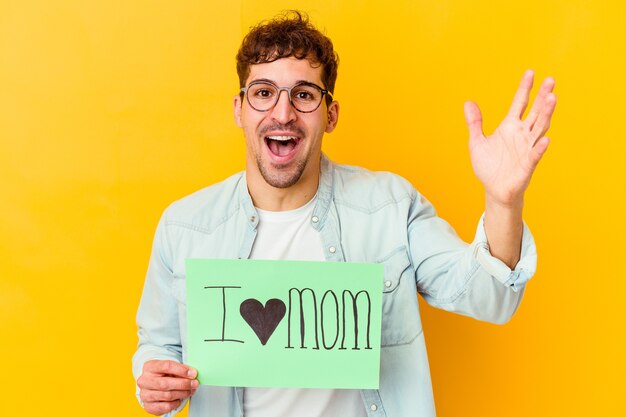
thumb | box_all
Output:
[464,101,484,140]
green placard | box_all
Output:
[186,259,383,389]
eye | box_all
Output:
[254,88,274,98]
[292,87,318,102]
[296,91,313,100]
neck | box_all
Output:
[246,159,321,212]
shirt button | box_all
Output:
[329,246,336,253]
[384,280,392,288]
[250,216,255,223]
[370,404,378,411]
[311,216,319,223]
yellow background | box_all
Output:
[1,0,624,416]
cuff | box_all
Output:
[471,213,538,292]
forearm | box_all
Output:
[484,195,524,269]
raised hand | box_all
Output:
[464,70,557,208]
[137,360,199,416]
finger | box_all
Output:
[507,69,534,119]
[141,388,193,403]
[528,136,550,170]
[143,360,197,379]
[138,375,200,391]
[143,399,182,416]
[464,100,484,140]
[524,76,556,129]
[530,93,557,143]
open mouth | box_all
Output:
[265,135,302,157]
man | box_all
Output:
[133,11,556,417]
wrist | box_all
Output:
[485,195,524,229]
[485,192,524,212]
[483,197,524,269]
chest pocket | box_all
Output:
[379,247,422,347]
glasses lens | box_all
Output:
[291,84,323,112]
[247,83,279,111]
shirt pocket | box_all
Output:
[379,247,422,347]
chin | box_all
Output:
[260,160,307,189]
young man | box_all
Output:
[133,11,556,417]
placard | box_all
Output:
[186,259,383,389]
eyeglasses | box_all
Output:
[240,80,332,113]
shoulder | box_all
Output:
[331,161,417,212]
[161,172,245,233]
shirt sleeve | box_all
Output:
[408,192,537,324]
[472,213,537,292]
[132,211,188,416]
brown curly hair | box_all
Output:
[236,11,339,104]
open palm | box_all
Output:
[465,70,557,207]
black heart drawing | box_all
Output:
[240,298,286,345]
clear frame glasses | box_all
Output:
[240,80,332,113]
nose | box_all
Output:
[269,89,297,124]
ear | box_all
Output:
[233,95,243,128]
[325,100,340,133]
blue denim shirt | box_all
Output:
[133,155,536,417]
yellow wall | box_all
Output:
[1,0,624,415]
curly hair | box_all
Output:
[236,11,339,104]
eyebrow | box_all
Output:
[249,78,321,87]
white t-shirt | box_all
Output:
[245,196,367,417]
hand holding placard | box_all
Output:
[137,360,199,416]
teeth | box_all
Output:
[266,135,296,141]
